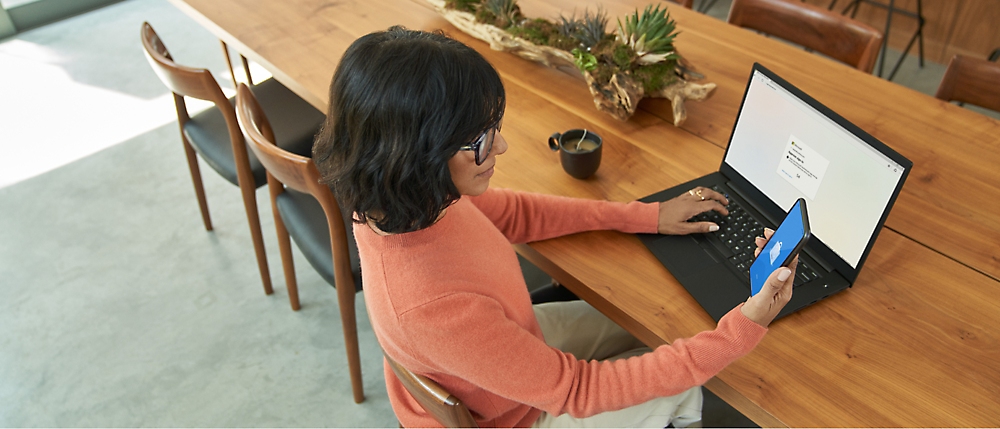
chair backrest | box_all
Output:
[140,22,231,110]
[235,83,318,195]
[234,83,356,287]
[727,0,883,72]
[141,21,250,175]
[935,54,1000,113]
[384,353,478,428]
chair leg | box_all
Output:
[237,181,273,295]
[841,0,925,79]
[886,24,921,80]
[220,40,254,87]
[181,137,212,231]
[876,0,895,77]
[240,54,253,86]
[221,40,238,89]
[272,202,300,311]
[337,283,365,403]
[696,0,718,13]
[915,0,924,67]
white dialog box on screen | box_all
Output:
[777,135,829,199]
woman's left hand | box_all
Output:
[657,186,729,235]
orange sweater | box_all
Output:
[356,188,767,428]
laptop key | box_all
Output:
[796,271,809,286]
[706,236,734,258]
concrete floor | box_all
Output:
[0,0,992,427]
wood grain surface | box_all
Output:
[165,0,1000,425]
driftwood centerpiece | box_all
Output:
[428,0,715,125]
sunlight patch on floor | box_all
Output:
[0,38,272,189]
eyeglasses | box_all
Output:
[458,119,502,166]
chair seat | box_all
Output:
[184,78,325,187]
[529,283,580,305]
[276,189,362,292]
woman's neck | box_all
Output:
[366,219,391,236]
[366,209,448,236]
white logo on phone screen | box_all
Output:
[769,241,782,265]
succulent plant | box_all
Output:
[479,0,521,29]
[572,48,598,71]
[616,4,680,65]
[576,7,609,49]
[444,0,479,13]
[557,12,582,39]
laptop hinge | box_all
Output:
[725,180,778,226]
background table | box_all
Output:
[167,0,1000,426]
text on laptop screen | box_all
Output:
[724,70,905,268]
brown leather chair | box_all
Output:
[935,54,1000,113]
[140,22,325,295]
[384,353,478,428]
[727,0,883,73]
[234,83,364,404]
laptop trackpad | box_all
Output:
[681,268,747,321]
[648,235,719,278]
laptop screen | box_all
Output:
[723,68,906,268]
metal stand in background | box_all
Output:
[831,0,925,80]
[696,0,720,14]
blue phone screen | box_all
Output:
[750,200,805,296]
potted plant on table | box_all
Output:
[431,0,715,125]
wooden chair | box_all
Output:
[384,353,478,428]
[727,0,883,73]
[140,22,325,295]
[234,83,364,404]
[934,54,1000,113]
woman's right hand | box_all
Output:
[740,228,795,327]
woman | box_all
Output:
[313,27,795,428]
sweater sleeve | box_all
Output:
[468,188,660,244]
[398,293,767,419]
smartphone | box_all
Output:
[750,198,810,296]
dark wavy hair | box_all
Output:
[313,26,506,234]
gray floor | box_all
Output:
[0,0,990,427]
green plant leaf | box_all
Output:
[571,48,598,71]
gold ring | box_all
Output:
[695,189,705,201]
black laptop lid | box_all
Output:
[719,63,912,283]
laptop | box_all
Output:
[639,63,913,322]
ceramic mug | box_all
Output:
[548,129,603,179]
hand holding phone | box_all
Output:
[750,198,810,296]
[740,199,809,327]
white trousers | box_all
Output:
[530,300,702,428]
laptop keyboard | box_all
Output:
[689,186,819,287]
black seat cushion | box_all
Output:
[275,188,362,292]
[183,78,325,188]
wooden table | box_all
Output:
[166,0,1000,426]
[499,0,1000,283]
